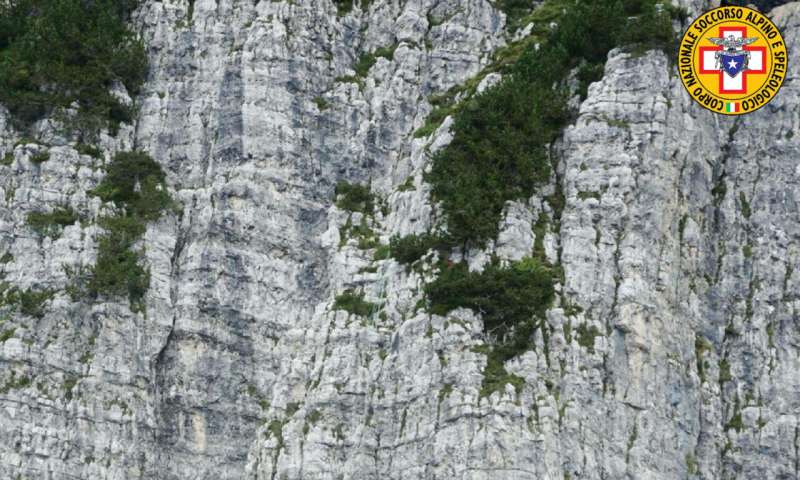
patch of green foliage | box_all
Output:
[739,192,751,219]
[494,0,540,32]
[372,244,391,261]
[426,257,553,339]
[26,207,79,238]
[0,284,54,319]
[425,257,554,397]
[333,0,372,16]
[426,0,678,249]
[0,328,14,342]
[313,96,330,111]
[397,176,415,192]
[479,345,526,398]
[333,290,377,317]
[389,233,439,265]
[1,151,12,166]
[74,151,172,311]
[30,151,50,164]
[0,371,31,393]
[0,0,147,133]
[353,43,398,78]
[334,181,374,213]
[75,143,103,159]
[87,215,149,305]
[719,357,732,383]
[575,323,601,353]
[726,410,743,432]
[90,151,172,219]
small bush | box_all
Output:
[0,286,54,319]
[0,328,15,342]
[18,288,54,318]
[425,257,553,397]
[389,233,439,265]
[372,244,391,261]
[426,257,553,338]
[333,0,372,16]
[26,208,79,237]
[90,151,171,219]
[575,323,601,353]
[86,216,149,309]
[75,143,103,159]
[353,43,397,78]
[1,152,13,166]
[334,181,374,213]
[480,347,526,398]
[333,290,377,317]
[30,151,50,164]
[313,96,330,111]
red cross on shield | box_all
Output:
[698,26,766,94]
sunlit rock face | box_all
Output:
[1,1,799,479]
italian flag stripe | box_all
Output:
[726,102,739,113]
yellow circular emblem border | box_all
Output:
[678,6,788,116]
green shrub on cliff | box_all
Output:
[81,151,171,311]
[0,0,146,132]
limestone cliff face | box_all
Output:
[0,1,798,479]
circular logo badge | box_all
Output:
[678,6,787,115]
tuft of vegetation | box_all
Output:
[0,371,31,393]
[739,192,751,219]
[425,256,554,397]
[353,44,398,78]
[333,290,377,317]
[334,181,375,213]
[0,284,55,319]
[372,244,391,261]
[389,233,439,265]
[26,207,79,238]
[30,151,50,164]
[0,328,15,342]
[0,0,147,133]
[719,358,732,384]
[87,215,149,305]
[479,345,526,398]
[69,151,173,311]
[90,151,172,220]
[575,323,601,353]
[313,96,330,111]
[725,409,743,432]
[333,0,372,16]
[75,143,103,159]
[1,151,13,166]
[426,257,553,340]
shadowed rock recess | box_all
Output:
[0,0,799,479]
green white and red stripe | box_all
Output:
[725,102,740,113]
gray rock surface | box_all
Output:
[1,0,799,479]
